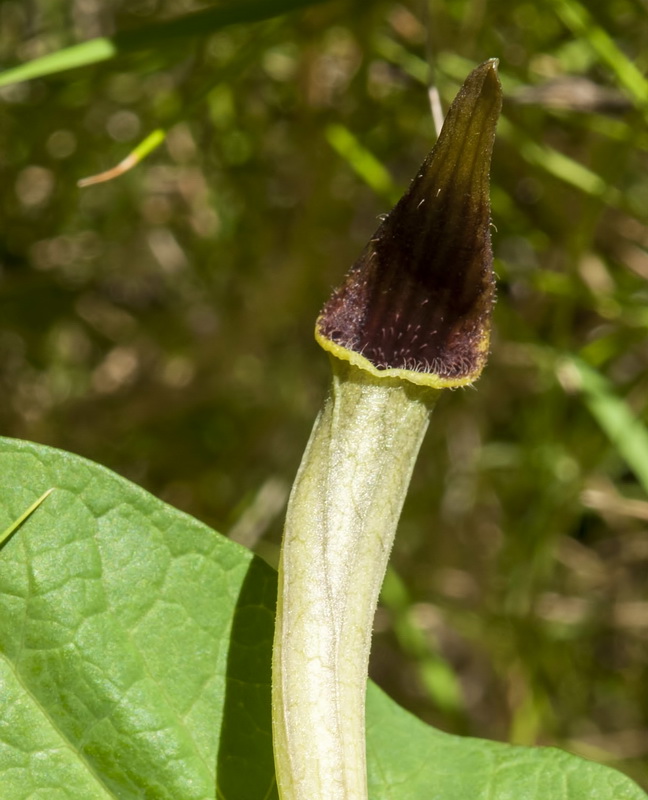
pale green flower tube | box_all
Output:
[273,361,436,799]
[272,59,502,800]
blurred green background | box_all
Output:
[1,0,647,787]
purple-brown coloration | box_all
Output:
[317,60,502,381]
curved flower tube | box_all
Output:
[272,59,502,800]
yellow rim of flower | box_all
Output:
[315,323,490,390]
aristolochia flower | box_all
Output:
[316,58,502,388]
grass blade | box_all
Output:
[0,488,54,549]
[325,124,400,204]
[78,129,166,187]
[0,0,330,87]
[381,566,465,715]
[548,0,648,112]
[563,357,648,493]
[0,40,116,86]
[78,25,272,185]
[497,117,622,205]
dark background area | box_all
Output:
[1,0,648,787]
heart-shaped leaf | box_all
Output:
[0,436,644,799]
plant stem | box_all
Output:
[272,358,437,800]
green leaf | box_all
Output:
[0,0,329,87]
[366,682,646,799]
[0,437,275,800]
[0,436,645,799]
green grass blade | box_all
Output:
[565,357,648,493]
[0,0,330,87]
[0,488,53,548]
[497,116,622,205]
[78,129,166,187]
[78,25,272,185]
[0,40,116,86]
[548,0,648,111]
[381,566,465,715]
[373,34,430,84]
[325,123,400,203]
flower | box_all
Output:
[316,59,502,389]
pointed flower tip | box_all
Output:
[316,60,502,390]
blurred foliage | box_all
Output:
[1,0,648,788]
